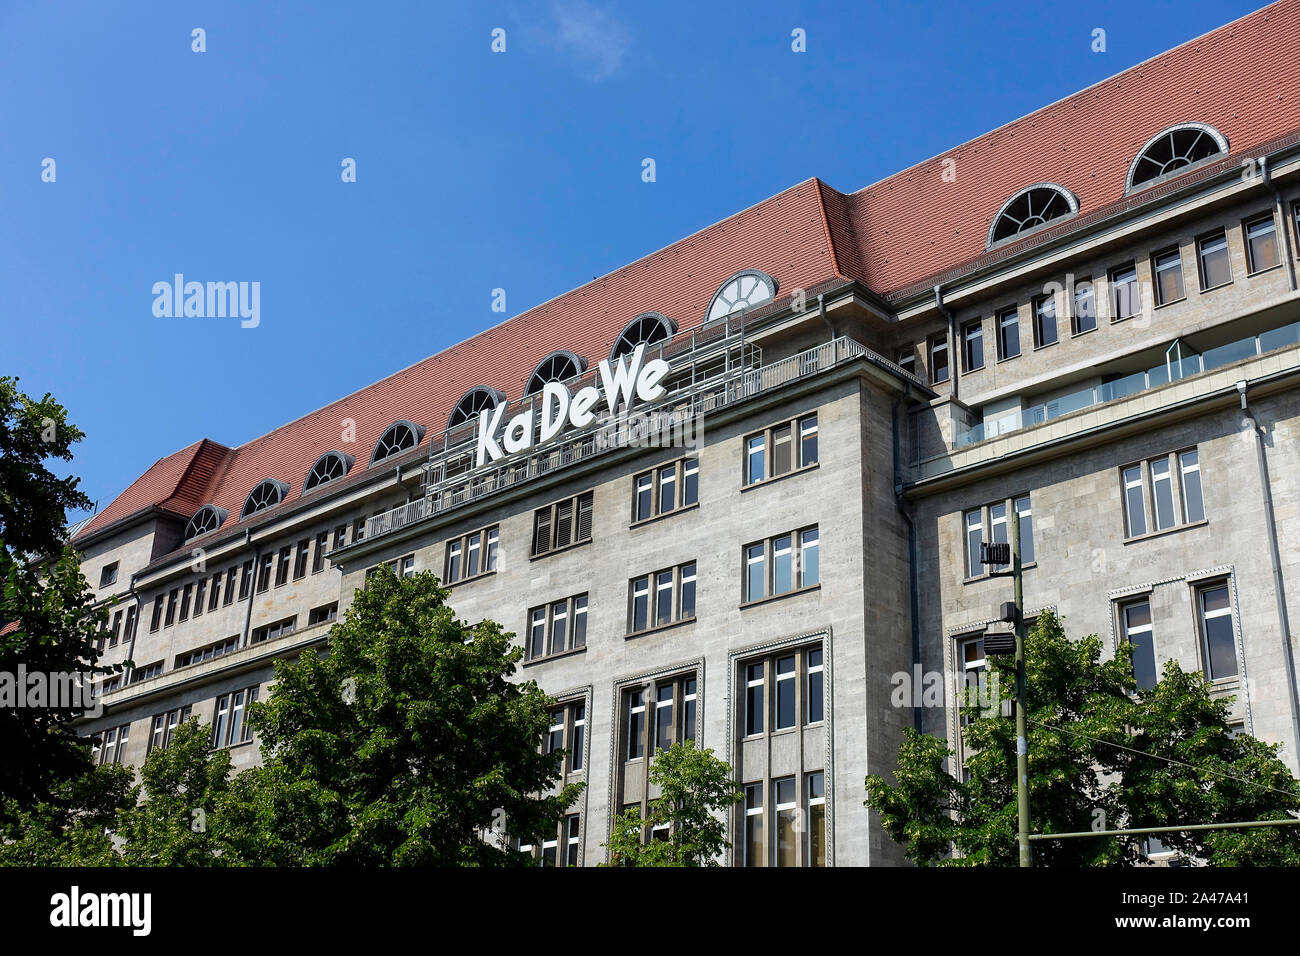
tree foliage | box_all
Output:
[0,377,112,820]
[865,611,1300,866]
[228,567,583,865]
[604,740,742,866]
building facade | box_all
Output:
[72,2,1300,865]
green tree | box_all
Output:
[604,740,742,866]
[118,718,237,865]
[0,761,134,866]
[865,610,1300,866]
[0,377,113,820]
[233,567,583,865]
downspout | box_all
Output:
[240,529,258,648]
[1259,157,1298,292]
[818,293,835,340]
[935,285,957,401]
[892,380,923,732]
[1236,380,1300,766]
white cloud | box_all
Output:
[549,0,629,80]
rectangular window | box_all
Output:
[525,593,588,660]
[99,562,118,588]
[294,539,310,580]
[275,546,292,587]
[775,655,796,730]
[960,637,985,726]
[929,334,949,384]
[208,574,221,611]
[626,690,646,760]
[353,517,366,543]
[226,566,240,605]
[571,703,585,772]
[147,705,191,754]
[129,660,163,684]
[531,492,593,557]
[123,606,137,643]
[193,580,206,618]
[628,563,695,634]
[996,308,1020,360]
[212,686,258,749]
[1122,464,1147,538]
[743,414,818,485]
[1198,584,1238,679]
[745,662,765,736]
[565,815,580,866]
[1072,278,1097,334]
[1152,248,1185,305]
[964,509,983,578]
[632,457,699,522]
[174,635,239,668]
[1033,294,1058,347]
[178,584,193,622]
[682,678,697,742]
[251,616,296,644]
[1149,456,1176,531]
[1016,495,1034,566]
[445,525,499,583]
[1245,215,1279,273]
[655,684,674,754]
[743,527,819,602]
[962,320,984,371]
[744,783,765,867]
[774,776,797,867]
[806,648,824,724]
[1197,231,1232,290]
[108,610,123,646]
[989,502,1009,571]
[1111,264,1139,320]
[308,602,338,626]
[1121,599,1157,691]
[164,589,178,627]
[313,532,328,573]
[1179,449,1204,523]
[897,345,916,376]
[807,772,826,867]
[150,595,164,632]
[255,554,272,594]
[333,525,347,551]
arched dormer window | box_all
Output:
[610,312,676,362]
[370,421,424,464]
[987,183,1078,247]
[525,351,587,395]
[241,479,288,519]
[183,504,228,541]
[1127,123,1228,192]
[302,451,354,493]
[447,388,507,429]
[705,269,777,323]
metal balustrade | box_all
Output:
[362,335,878,542]
[957,320,1300,447]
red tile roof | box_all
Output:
[75,0,1300,550]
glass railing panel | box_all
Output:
[1260,321,1300,354]
[1201,337,1259,371]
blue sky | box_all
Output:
[0,0,1261,523]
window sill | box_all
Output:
[444,569,498,589]
[1070,325,1098,338]
[963,562,1037,585]
[1122,518,1208,545]
[1110,314,1139,325]
[522,645,587,668]
[626,617,696,641]
[1247,262,1284,279]
[996,353,1020,365]
[1199,280,1233,294]
[1032,340,1059,352]
[630,501,699,530]
[1153,296,1187,310]
[741,462,819,493]
[739,583,821,610]
[530,538,593,562]
[962,365,985,376]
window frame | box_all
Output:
[444,524,500,584]
[531,490,594,558]
[1196,229,1233,292]
[1243,213,1281,275]
[1109,263,1139,321]
[996,307,1020,361]
[1195,581,1239,681]
[631,455,700,524]
[1151,246,1186,306]
[1071,276,1097,335]
[627,563,696,636]
[1032,292,1058,348]
[962,319,985,372]
[1119,597,1158,691]
[524,592,589,661]
[962,496,1033,581]
[928,333,950,384]
[741,526,819,604]
[741,412,819,486]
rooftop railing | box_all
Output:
[957,320,1300,447]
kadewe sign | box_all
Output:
[476,344,670,467]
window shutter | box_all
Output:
[533,509,552,556]
[577,491,594,542]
